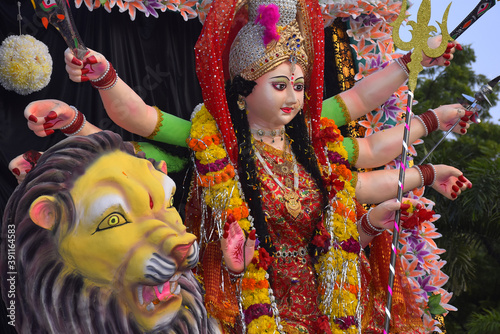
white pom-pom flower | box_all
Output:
[0,35,53,95]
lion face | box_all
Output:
[58,151,198,331]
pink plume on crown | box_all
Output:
[255,4,281,47]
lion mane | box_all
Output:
[1,131,219,334]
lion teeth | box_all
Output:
[174,284,181,295]
[170,273,181,282]
[158,284,164,294]
[170,281,178,294]
[146,302,154,311]
[137,286,144,305]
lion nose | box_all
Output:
[170,242,194,267]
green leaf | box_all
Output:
[428,294,447,316]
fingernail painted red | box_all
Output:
[452,185,459,192]
[81,76,89,82]
[28,115,38,123]
[444,61,450,66]
[460,129,466,134]
[45,129,54,136]
[451,193,457,199]
[87,55,98,64]
[458,175,467,182]
[456,44,463,51]
[47,110,57,120]
[443,53,451,59]
[71,57,82,66]
[12,168,20,176]
[81,68,89,74]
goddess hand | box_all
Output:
[431,164,472,200]
[433,103,473,135]
[368,198,417,230]
[421,36,461,67]
[9,150,42,184]
[25,99,76,137]
[220,219,256,274]
[64,47,108,83]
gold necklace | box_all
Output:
[253,140,294,181]
[254,140,302,219]
[250,127,285,143]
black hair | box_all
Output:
[227,76,328,255]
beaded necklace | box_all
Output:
[188,104,361,333]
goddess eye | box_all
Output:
[93,213,129,234]
[294,83,304,92]
[272,82,287,91]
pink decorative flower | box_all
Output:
[255,4,280,47]
[358,110,384,136]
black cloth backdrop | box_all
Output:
[0,0,204,216]
[0,1,347,332]
[0,3,203,332]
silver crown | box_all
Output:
[247,0,297,25]
[229,0,309,81]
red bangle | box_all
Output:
[90,61,118,90]
[418,109,439,135]
[60,109,86,135]
[359,209,384,237]
[414,164,436,187]
[395,51,412,76]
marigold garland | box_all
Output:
[189,103,362,332]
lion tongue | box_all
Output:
[154,283,172,301]
[141,282,171,306]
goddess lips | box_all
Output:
[281,107,292,114]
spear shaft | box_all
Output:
[383,92,414,333]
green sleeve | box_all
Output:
[131,141,187,173]
[343,137,359,168]
[146,106,191,148]
[321,95,351,127]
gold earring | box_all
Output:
[237,95,246,111]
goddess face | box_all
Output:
[245,61,304,130]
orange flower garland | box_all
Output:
[189,103,362,333]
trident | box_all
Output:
[383,0,451,332]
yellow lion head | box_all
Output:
[1,131,219,334]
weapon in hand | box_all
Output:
[418,75,500,164]
[429,0,497,64]
[30,0,87,60]
[451,0,498,40]
[384,1,451,332]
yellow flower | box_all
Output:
[247,316,277,333]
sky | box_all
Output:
[402,0,500,123]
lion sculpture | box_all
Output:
[0,131,220,334]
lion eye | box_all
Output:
[94,213,129,234]
[166,187,176,208]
